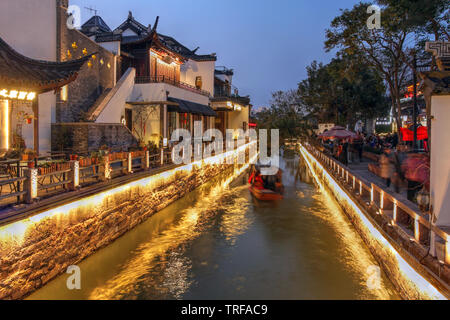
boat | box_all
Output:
[249,185,284,201]
[248,166,284,201]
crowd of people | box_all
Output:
[317,131,429,205]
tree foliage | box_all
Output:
[298,55,389,127]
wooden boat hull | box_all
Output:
[249,186,283,201]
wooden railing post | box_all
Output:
[127,152,133,174]
[24,168,37,204]
[68,161,79,191]
[101,155,111,181]
[144,151,150,170]
[370,183,375,204]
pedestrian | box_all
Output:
[342,139,349,165]
[379,150,394,188]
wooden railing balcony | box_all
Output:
[135,75,211,97]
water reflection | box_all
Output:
[30,156,399,300]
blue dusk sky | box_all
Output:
[71,0,361,108]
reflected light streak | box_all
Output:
[89,152,258,299]
[299,144,446,300]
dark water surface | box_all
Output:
[29,156,399,300]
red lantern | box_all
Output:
[26,118,32,124]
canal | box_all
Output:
[29,154,399,300]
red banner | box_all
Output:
[401,127,428,141]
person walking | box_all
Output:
[380,150,394,188]
[342,139,349,165]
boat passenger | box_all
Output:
[249,170,265,190]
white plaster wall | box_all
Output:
[131,83,210,106]
[96,68,136,123]
[122,29,137,37]
[99,41,121,56]
[430,95,450,227]
[0,0,57,153]
[228,107,249,132]
[180,60,215,97]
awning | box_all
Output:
[167,97,217,117]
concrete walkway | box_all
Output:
[345,157,421,213]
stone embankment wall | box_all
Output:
[299,146,449,300]
[0,161,239,299]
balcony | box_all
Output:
[135,75,210,97]
[212,91,251,106]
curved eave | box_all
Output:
[0,36,93,93]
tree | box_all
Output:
[255,90,307,140]
[132,105,159,145]
[325,2,414,138]
[377,0,449,42]
[298,55,389,129]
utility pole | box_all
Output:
[413,53,418,152]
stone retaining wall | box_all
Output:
[300,146,449,300]
[51,123,138,154]
[0,161,239,299]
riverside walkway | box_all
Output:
[299,142,449,299]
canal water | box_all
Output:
[29,154,399,300]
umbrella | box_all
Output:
[319,126,360,141]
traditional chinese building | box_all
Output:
[212,66,251,137]
[0,36,90,153]
[1,1,251,154]
[81,11,251,146]
[421,41,450,262]
[79,12,222,146]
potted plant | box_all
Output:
[22,149,36,162]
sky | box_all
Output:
[71,0,361,108]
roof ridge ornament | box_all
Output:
[128,11,133,20]
[151,16,159,33]
[425,41,450,72]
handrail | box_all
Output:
[1,140,253,209]
[303,142,449,259]
[135,75,211,97]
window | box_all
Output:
[168,112,177,138]
[180,113,190,131]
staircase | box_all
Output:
[86,67,136,122]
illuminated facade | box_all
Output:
[82,12,251,146]
[0,35,89,153]
[211,67,251,138]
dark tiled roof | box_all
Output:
[95,32,123,43]
[215,67,234,76]
[114,11,150,36]
[0,36,92,93]
[81,16,112,37]
[158,34,216,62]
[211,95,251,106]
[93,14,217,62]
[168,97,217,117]
[421,72,450,94]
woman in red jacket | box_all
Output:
[249,169,265,190]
